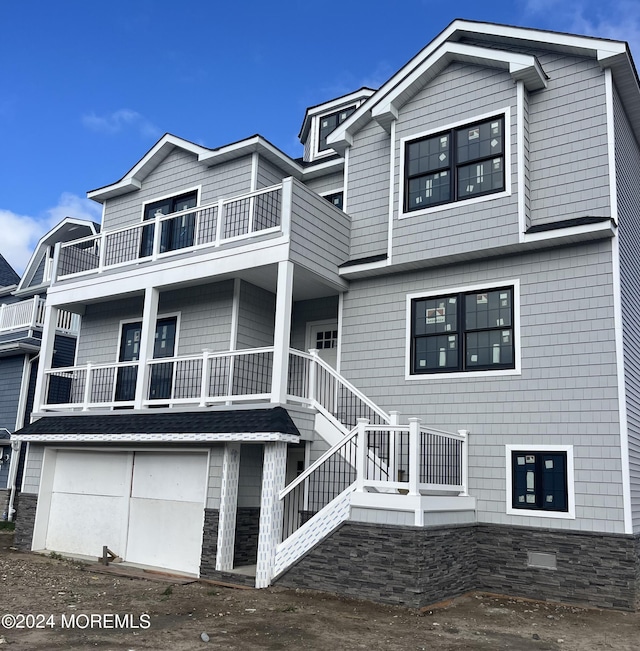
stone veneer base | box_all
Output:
[276,521,640,611]
[12,492,37,551]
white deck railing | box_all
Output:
[54,184,283,281]
[0,297,80,336]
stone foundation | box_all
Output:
[199,508,220,578]
[13,492,37,551]
[276,521,640,610]
[234,507,260,566]
[0,489,9,520]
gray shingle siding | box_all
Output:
[102,149,253,232]
[291,296,339,351]
[236,282,275,349]
[0,355,25,433]
[303,172,344,196]
[614,83,640,533]
[340,240,623,533]
[256,157,286,189]
[528,52,610,226]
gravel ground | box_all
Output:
[1,546,640,650]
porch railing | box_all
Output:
[0,297,80,335]
[287,349,390,430]
[279,418,468,540]
[55,184,283,280]
[42,348,275,410]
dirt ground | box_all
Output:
[1,548,640,651]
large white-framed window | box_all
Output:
[506,444,575,520]
[399,107,511,219]
[405,279,521,380]
[316,105,356,156]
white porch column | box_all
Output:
[255,441,287,588]
[134,287,159,409]
[270,260,294,404]
[215,442,241,571]
[32,304,59,413]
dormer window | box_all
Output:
[318,106,356,152]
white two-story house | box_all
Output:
[10,20,640,610]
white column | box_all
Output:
[255,441,288,588]
[32,304,59,413]
[215,442,241,571]
[270,260,294,404]
[134,287,159,409]
[458,429,469,497]
[408,417,421,496]
[355,417,369,493]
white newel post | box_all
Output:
[355,418,369,493]
[134,287,159,409]
[33,304,59,413]
[270,260,294,404]
[308,348,318,404]
[215,442,241,571]
[458,429,469,496]
[408,417,421,497]
[255,441,288,588]
[82,362,93,410]
[199,350,211,407]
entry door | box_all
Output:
[149,318,177,400]
[115,322,141,401]
[308,321,338,369]
[115,318,177,402]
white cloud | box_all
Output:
[0,193,102,275]
[522,0,640,58]
[82,109,160,139]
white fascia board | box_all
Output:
[329,19,621,146]
[46,238,291,306]
[88,135,210,203]
[300,157,344,181]
[11,432,300,444]
[371,44,546,133]
[198,136,303,179]
[299,88,376,142]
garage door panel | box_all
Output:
[131,452,207,502]
[52,451,130,496]
[46,492,129,558]
[126,498,205,575]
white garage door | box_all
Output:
[46,451,131,558]
[126,452,207,575]
[43,450,207,576]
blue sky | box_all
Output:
[1,0,639,273]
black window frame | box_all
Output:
[410,286,515,374]
[323,191,344,211]
[318,105,356,153]
[511,451,569,513]
[404,115,506,213]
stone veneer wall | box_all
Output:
[276,521,640,610]
[199,509,220,578]
[13,492,37,551]
[277,522,476,607]
[234,507,260,566]
[0,489,9,520]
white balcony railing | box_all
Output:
[0,297,80,336]
[54,184,283,281]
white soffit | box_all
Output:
[371,43,547,133]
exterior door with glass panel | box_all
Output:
[115,322,142,402]
[139,191,197,257]
[115,317,177,402]
[307,321,339,418]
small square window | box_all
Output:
[511,451,568,512]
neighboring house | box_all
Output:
[10,20,640,609]
[0,220,96,520]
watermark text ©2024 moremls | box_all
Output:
[1,613,151,630]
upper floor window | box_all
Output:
[404,116,505,212]
[318,106,356,152]
[324,191,343,211]
[410,286,514,374]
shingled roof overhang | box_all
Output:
[11,407,300,444]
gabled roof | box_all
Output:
[0,253,19,289]
[328,19,638,151]
[88,133,308,203]
[298,87,376,144]
[15,217,99,295]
